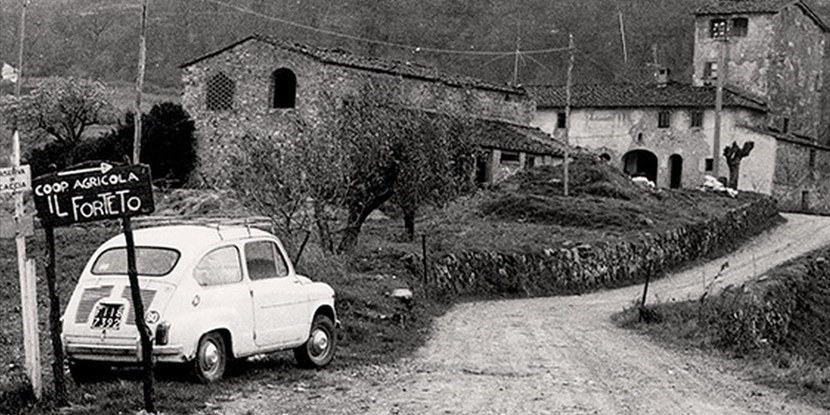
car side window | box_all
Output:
[193,246,242,286]
[245,240,289,280]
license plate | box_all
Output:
[90,303,124,330]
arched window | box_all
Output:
[206,72,235,111]
[271,68,297,109]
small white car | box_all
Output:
[61,222,338,383]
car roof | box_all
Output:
[97,225,274,258]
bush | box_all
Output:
[38,102,197,186]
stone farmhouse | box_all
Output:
[179,34,566,187]
[530,0,830,213]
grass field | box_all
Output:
[0,159,774,414]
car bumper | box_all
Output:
[65,342,185,363]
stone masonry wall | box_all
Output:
[772,138,830,213]
[693,7,825,138]
[181,39,534,185]
[426,195,779,298]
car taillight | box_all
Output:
[155,321,171,346]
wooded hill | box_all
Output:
[1,0,829,90]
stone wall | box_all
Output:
[426,195,779,298]
[181,39,534,185]
[693,6,826,138]
[772,138,830,213]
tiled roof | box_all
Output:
[696,0,796,14]
[695,0,829,31]
[180,34,523,95]
[526,82,768,112]
[472,119,570,156]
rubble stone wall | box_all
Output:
[427,195,779,298]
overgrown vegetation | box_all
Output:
[615,250,830,409]
[229,97,476,254]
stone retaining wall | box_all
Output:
[427,196,780,298]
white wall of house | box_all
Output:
[532,106,772,191]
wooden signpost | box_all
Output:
[32,161,155,411]
[1,162,41,401]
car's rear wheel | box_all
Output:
[294,314,336,368]
[68,360,112,384]
[192,332,227,383]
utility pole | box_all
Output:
[564,33,574,197]
[133,0,147,163]
[713,36,728,179]
[618,11,628,64]
[512,23,520,87]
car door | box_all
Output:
[245,239,309,348]
[186,245,261,355]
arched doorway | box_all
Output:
[668,154,683,189]
[622,150,658,183]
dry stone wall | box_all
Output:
[427,196,779,298]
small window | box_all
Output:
[193,247,242,286]
[710,19,727,38]
[637,133,644,143]
[810,149,817,169]
[271,68,297,109]
[557,112,567,129]
[525,155,536,169]
[658,111,671,128]
[690,111,704,128]
[206,72,235,111]
[782,117,790,133]
[500,151,520,163]
[731,18,748,37]
[705,158,714,172]
[704,62,718,80]
[245,240,289,280]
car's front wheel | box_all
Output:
[192,332,227,383]
[294,314,336,368]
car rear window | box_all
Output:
[91,247,180,277]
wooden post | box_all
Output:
[564,33,574,197]
[133,0,147,163]
[122,216,155,413]
[44,225,66,405]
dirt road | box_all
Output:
[210,213,830,414]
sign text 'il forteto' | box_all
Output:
[32,162,154,227]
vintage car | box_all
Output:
[61,220,338,383]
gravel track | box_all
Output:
[208,213,830,415]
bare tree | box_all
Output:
[723,141,754,190]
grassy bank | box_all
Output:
[614,248,830,409]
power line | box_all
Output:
[193,0,571,57]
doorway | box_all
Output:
[622,150,658,183]
[668,154,683,189]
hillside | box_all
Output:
[3,0,829,90]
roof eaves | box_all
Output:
[254,34,524,95]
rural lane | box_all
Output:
[208,213,830,414]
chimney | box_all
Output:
[656,67,669,88]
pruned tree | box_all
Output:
[0,77,115,145]
[723,141,754,189]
